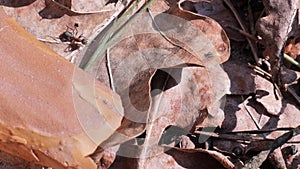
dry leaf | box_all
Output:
[180,0,245,41]
[256,0,299,82]
[1,0,127,60]
[89,0,230,164]
[223,62,256,95]
[215,94,300,155]
[254,71,282,116]
[0,9,124,168]
[109,145,234,169]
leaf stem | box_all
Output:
[284,53,300,69]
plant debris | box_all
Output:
[0,0,300,169]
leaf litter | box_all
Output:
[0,0,300,169]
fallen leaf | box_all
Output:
[215,95,300,156]
[109,145,234,169]
[180,0,245,41]
[254,71,282,116]
[1,0,127,60]
[89,0,230,164]
[0,9,124,168]
[256,0,299,82]
[223,61,256,95]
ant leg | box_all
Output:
[78,34,88,44]
[66,25,72,32]
[65,24,77,36]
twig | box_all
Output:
[223,0,260,65]
[227,25,262,44]
[194,130,272,142]
[106,48,115,92]
[287,86,300,105]
[194,130,300,144]
[225,127,294,134]
[241,95,262,131]
[248,63,272,79]
[247,0,255,35]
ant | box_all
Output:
[59,23,87,52]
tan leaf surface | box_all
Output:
[0,8,124,168]
[1,0,128,60]
[89,0,230,167]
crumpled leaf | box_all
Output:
[165,0,230,64]
[0,9,124,168]
[215,94,300,156]
[256,0,299,82]
[89,0,230,164]
[180,0,245,41]
[284,35,300,69]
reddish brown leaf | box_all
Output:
[0,8,124,168]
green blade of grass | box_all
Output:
[284,53,300,69]
[83,0,155,71]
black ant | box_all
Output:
[59,23,87,52]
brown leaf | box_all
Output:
[254,71,282,115]
[0,9,124,168]
[223,61,256,95]
[216,95,300,155]
[2,0,127,60]
[89,0,230,164]
[180,0,245,41]
[109,145,234,169]
[164,0,230,64]
[256,0,299,82]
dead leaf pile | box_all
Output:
[0,0,300,169]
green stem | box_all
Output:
[284,53,300,69]
[83,0,155,71]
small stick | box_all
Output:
[248,63,272,79]
[106,48,115,92]
[241,96,263,133]
[227,25,263,44]
[247,0,255,35]
[194,130,300,143]
[194,130,270,142]
[287,86,300,105]
[225,127,294,134]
